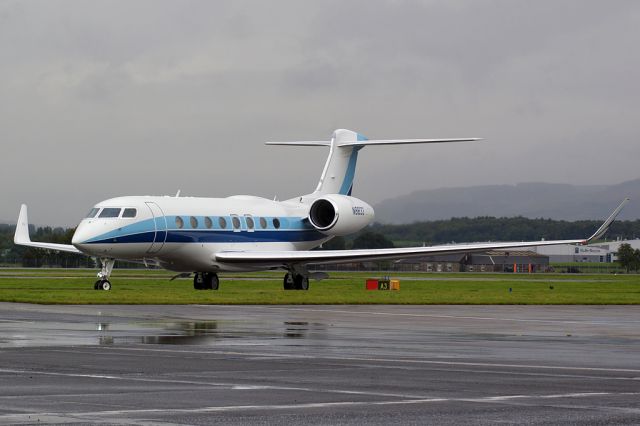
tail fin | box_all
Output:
[314,129,365,195]
[266,129,481,197]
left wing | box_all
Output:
[216,198,629,268]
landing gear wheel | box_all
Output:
[194,273,220,290]
[193,273,204,290]
[94,258,114,291]
[293,274,310,291]
[209,273,219,291]
[283,273,295,290]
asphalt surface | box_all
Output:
[0,303,639,425]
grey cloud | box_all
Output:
[0,0,639,225]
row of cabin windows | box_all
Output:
[86,208,137,219]
[175,215,281,230]
[85,207,283,231]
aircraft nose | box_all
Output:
[72,223,92,249]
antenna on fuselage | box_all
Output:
[175,190,181,197]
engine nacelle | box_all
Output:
[307,194,375,236]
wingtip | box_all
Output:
[14,204,31,244]
[586,198,630,243]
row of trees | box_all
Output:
[616,243,640,272]
[370,217,640,246]
[0,224,90,267]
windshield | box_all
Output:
[86,208,100,218]
[98,208,121,218]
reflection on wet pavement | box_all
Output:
[1,314,331,348]
[87,320,328,346]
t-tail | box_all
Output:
[266,128,482,197]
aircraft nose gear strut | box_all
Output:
[94,258,114,291]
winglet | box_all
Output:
[12,204,82,254]
[586,198,630,243]
[14,204,31,244]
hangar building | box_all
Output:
[394,250,549,273]
[533,239,640,263]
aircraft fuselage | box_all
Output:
[72,195,335,272]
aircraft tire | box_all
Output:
[208,273,219,291]
[209,274,220,290]
[94,280,102,290]
[100,280,111,291]
[193,274,204,290]
[293,274,309,291]
[283,273,295,290]
[299,275,309,291]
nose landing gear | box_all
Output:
[94,258,114,291]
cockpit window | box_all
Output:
[122,208,137,218]
[86,208,100,218]
[98,208,121,218]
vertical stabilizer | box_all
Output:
[313,129,366,196]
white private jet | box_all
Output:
[14,129,628,291]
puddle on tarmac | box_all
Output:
[94,320,327,346]
[0,318,327,348]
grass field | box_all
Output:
[1,268,639,305]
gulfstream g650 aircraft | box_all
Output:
[14,129,628,291]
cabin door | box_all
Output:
[146,202,167,254]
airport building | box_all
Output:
[314,240,640,273]
[532,239,640,263]
[393,250,549,273]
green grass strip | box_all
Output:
[0,270,639,305]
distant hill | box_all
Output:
[374,179,640,224]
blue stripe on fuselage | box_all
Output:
[83,215,325,245]
[86,229,325,244]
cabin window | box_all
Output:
[245,215,254,230]
[190,216,198,228]
[204,217,213,229]
[259,217,267,229]
[86,208,100,218]
[99,208,121,218]
[232,216,241,230]
[175,216,184,229]
[122,208,137,218]
[218,217,227,229]
[272,218,281,229]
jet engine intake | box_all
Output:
[308,194,374,236]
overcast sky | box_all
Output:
[1,0,639,226]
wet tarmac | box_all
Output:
[0,303,639,425]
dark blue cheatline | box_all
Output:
[86,228,326,244]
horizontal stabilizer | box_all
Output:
[265,138,481,147]
[337,138,482,147]
[265,141,331,147]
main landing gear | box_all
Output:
[283,273,309,291]
[94,258,114,291]
[193,272,219,290]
